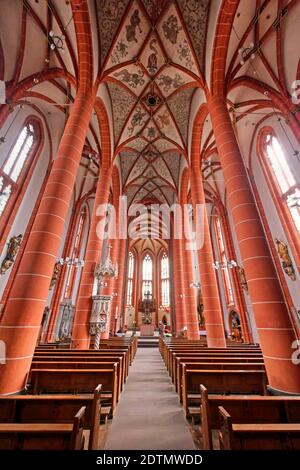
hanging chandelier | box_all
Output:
[212,259,238,270]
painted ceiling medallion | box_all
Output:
[143,92,162,108]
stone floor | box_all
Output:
[103,347,196,450]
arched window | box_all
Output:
[161,252,170,307]
[0,121,40,219]
[126,251,135,306]
[142,253,153,299]
[263,133,300,233]
[64,206,87,299]
[214,217,234,305]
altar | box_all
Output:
[138,290,156,336]
[140,324,155,336]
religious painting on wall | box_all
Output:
[275,238,296,281]
[0,234,23,275]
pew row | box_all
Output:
[200,385,300,449]
[28,368,118,417]
[182,368,267,416]
[0,385,102,450]
[177,362,265,403]
[218,406,300,450]
[0,406,86,450]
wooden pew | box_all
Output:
[29,367,118,417]
[33,353,127,381]
[0,406,85,450]
[182,367,267,416]
[200,385,300,449]
[166,348,262,374]
[172,354,264,385]
[34,349,130,378]
[31,361,122,400]
[159,338,260,364]
[0,385,101,450]
[177,362,265,402]
[218,406,300,450]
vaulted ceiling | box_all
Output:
[97,0,210,206]
[1,0,299,213]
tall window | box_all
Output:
[64,207,87,299]
[142,254,153,299]
[0,122,38,217]
[126,252,135,306]
[161,252,170,307]
[264,133,300,233]
[215,217,234,305]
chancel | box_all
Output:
[0,0,300,453]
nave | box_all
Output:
[104,344,195,450]
[0,0,300,455]
[1,333,300,451]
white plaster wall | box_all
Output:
[225,198,259,343]
[0,108,50,298]
[249,119,300,317]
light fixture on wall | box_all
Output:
[190,282,201,289]
[212,259,238,270]
[287,189,300,208]
[59,257,84,268]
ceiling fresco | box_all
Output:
[96,0,211,206]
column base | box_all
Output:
[267,385,300,396]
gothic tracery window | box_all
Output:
[161,252,170,307]
[214,217,234,305]
[126,251,135,306]
[0,120,40,221]
[264,133,300,234]
[142,253,153,299]
[63,207,87,299]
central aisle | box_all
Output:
[104,346,195,450]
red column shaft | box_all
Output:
[190,169,226,347]
[71,162,112,349]
[220,211,253,343]
[180,236,199,341]
[0,91,95,394]
[172,236,187,334]
[113,238,127,331]
[100,236,119,340]
[208,94,300,393]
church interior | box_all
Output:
[0,0,300,452]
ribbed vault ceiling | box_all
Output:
[97,0,210,205]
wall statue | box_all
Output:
[238,267,249,293]
[57,299,74,341]
[0,234,23,275]
[49,261,62,290]
[275,238,296,281]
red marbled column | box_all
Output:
[208,94,300,393]
[172,236,187,334]
[71,162,112,349]
[0,91,95,394]
[190,169,226,347]
[180,236,199,340]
